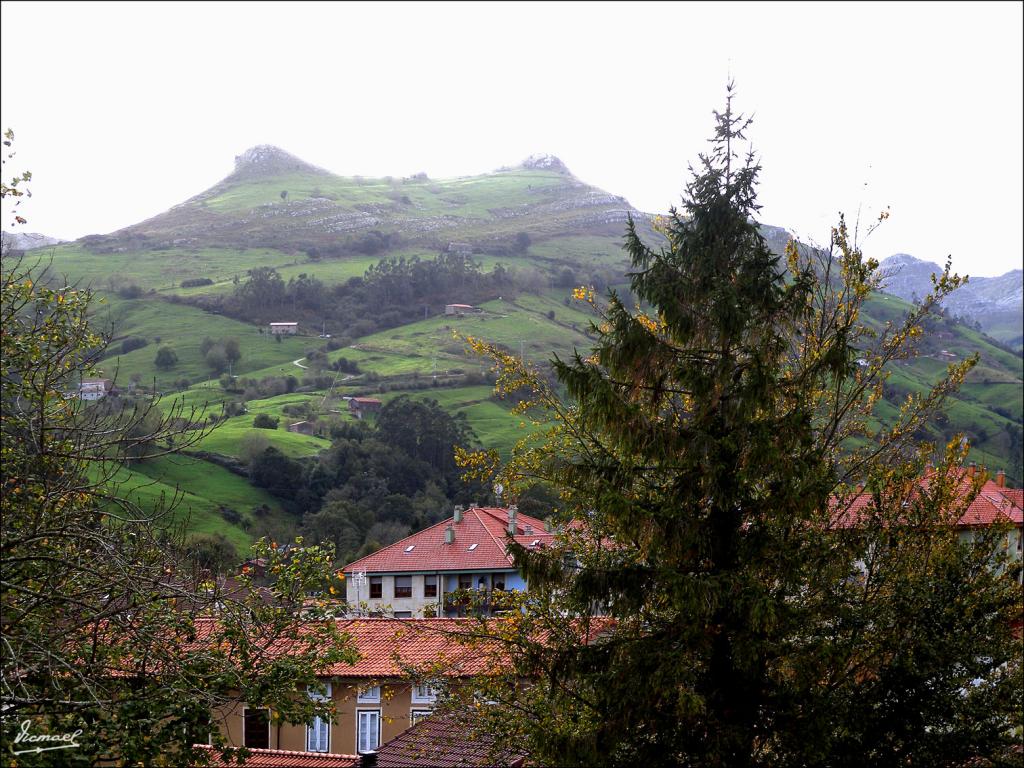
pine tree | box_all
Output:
[452,86,1022,766]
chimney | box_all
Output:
[444,525,455,545]
[453,505,464,523]
[996,469,1006,488]
[507,505,518,535]
[967,462,977,478]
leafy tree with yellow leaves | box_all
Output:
[0,136,356,765]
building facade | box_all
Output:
[344,506,552,617]
[212,618,490,756]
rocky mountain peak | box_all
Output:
[230,145,329,179]
[520,153,572,175]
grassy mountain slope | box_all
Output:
[22,146,1023,538]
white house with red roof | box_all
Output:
[343,506,553,618]
[831,466,1023,583]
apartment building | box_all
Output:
[343,506,554,617]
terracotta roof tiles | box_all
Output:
[373,712,524,768]
[830,472,1023,530]
[188,617,502,679]
[191,745,358,767]
[344,507,553,575]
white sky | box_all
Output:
[2,1,1022,276]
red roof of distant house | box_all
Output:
[349,397,382,405]
[373,712,524,767]
[344,507,554,574]
[191,745,358,767]
[829,471,1023,530]
[446,303,475,309]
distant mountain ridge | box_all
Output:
[880,253,1022,347]
[15,143,1024,499]
[1,230,66,251]
[74,145,650,256]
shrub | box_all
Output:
[119,336,148,355]
[154,347,178,369]
[224,401,247,418]
[219,506,243,525]
[252,413,279,430]
[117,284,143,299]
[180,277,214,288]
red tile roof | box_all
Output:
[191,745,358,767]
[373,712,524,768]
[829,472,1023,530]
[344,507,554,574]
[187,617,504,679]
[323,618,501,678]
[999,487,1023,509]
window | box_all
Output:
[458,574,472,590]
[243,708,270,749]
[306,684,331,753]
[394,611,412,619]
[423,575,437,598]
[394,575,412,599]
[357,686,380,703]
[492,573,506,591]
[411,709,433,726]
[357,710,380,754]
[411,684,437,704]
[369,576,382,599]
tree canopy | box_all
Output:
[0,141,356,762]
[452,88,1023,767]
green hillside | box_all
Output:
[22,145,1023,544]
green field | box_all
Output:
[102,454,293,551]
[39,244,299,293]
[201,168,571,219]
[89,296,311,389]
[190,393,331,460]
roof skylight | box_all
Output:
[467,543,479,551]
[404,545,415,553]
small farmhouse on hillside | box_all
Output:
[79,378,114,400]
[269,322,299,335]
[287,420,315,436]
[347,397,382,420]
[444,303,481,316]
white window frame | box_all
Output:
[411,684,437,704]
[357,709,381,754]
[306,683,332,753]
[411,708,433,726]
[242,707,271,750]
[357,685,381,703]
